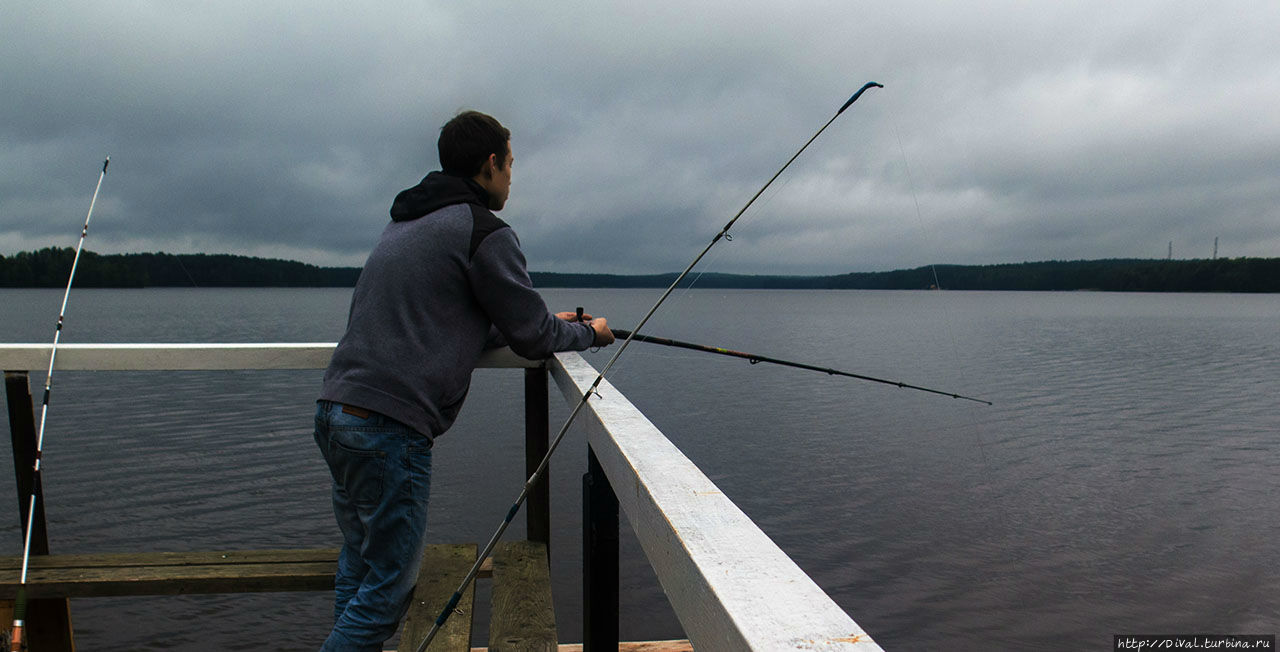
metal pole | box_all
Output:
[5,373,49,556]
[525,367,551,554]
[582,445,619,652]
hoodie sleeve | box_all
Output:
[468,227,595,359]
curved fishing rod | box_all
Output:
[11,157,109,651]
[612,328,992,405]
[413,83,882,651]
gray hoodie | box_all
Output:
[319,172,595,440]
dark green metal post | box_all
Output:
[583,445,619,651]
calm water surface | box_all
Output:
[0,287,1276,650]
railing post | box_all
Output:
[524,366,551,554]
[4,371,75,652]
[582,445,619,651]
[5,372,49,555]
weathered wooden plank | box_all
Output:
[553,642,694,652]
[0,344,542,371]
[0,548,339,571]
[470,643,693,652]
[0,562,336,599]
[549,352,884,652]
[0,549,340,598]
[0,548,340,571]
[399,543,477,652]
[489,540,556,652]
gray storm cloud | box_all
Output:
[2,1,1276,274]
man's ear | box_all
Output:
[481,153,497,179]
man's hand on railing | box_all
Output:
[555,309,614,347]
[589,318,614,347]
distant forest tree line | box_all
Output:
[1,248,1277,292]
[0,249,360,288]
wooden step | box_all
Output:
[0,548,340,599]
[0,545,494,601]
[468,642,694,652]
[399,543,479,652]
[489,540,556,652]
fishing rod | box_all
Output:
[611,328,992,405]
[413,82,882,651]
[11,157,109,652]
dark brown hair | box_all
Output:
[438,110,510,177]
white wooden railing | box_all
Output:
[0,343,883,651]
[0,342,538,371]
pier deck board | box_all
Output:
[489,541,556,651]
[0,545,494,601]
[0,548,341,599]
[399,543,478,652]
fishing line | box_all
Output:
[174,254,199,287]
[892,122,993,466]
[679,158,800,292]
[666,103,813,310]
[413,82,883,652]
[10,157,109,652]
[637,150,805,385]
[582,106,819,396]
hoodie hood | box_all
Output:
[389,171,491,222]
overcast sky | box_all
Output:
[2,1,1277,274]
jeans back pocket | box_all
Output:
[328,433,388,509]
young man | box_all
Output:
[314,110,614,651]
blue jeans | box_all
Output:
[314,400,433,652]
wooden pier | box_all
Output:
[0,343,883,651]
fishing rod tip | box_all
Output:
[838,81,884,114]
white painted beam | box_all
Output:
[0,343,542,371]
[549,352,884,652]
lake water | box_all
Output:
[0,287,1276,650]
